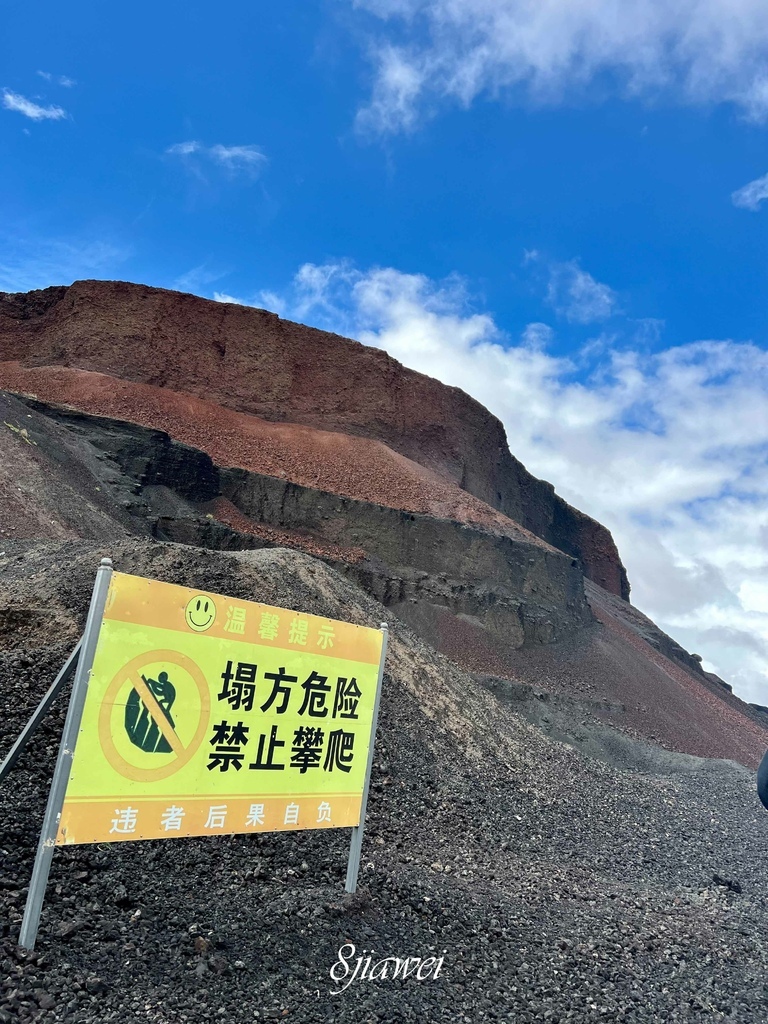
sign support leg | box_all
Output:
[18,558,113,951]
[345,622,388,894]
[0,641,82,784]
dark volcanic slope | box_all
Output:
[0,367,558,543]
[1,277,766,1023]
[399,578,768,770]
[0,280,629,598]
[496,581,768,770]
[1,542,767,1024]
[1,388,764,768]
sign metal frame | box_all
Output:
[345,621,388,893]
[0,640,82,785]
[11,559,388,951]
[18,557,114,951]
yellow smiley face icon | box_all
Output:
[184,594,217,632]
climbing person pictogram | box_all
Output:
[99,649,211,782]
[125,670,177,753]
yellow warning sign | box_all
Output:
[57,572,385,845]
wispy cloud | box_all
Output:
[36,71,76,87]
[166,141,267,177]
[545,259,618,324]
[352,0,768,133]
[208,144,266,170]
[2,89,67,121]
[0,234,128,293]
[174,264,227,293]
[213,289,282,314]
[732,172,768,211]
[249,259,768,704]
[357,46,426,134]
[167,141,201,158]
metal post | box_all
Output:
[18,558,113,951]
[0,641,82,784]
[345,622,388,894]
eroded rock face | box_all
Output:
[0,395,592,655]
[0,279,629,598]
[0,390,763,763]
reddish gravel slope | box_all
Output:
[398,578,768,769]
[0,361,549,547]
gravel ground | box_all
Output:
[1,540,767,1023]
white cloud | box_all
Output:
[0,235,128,293]
[2,90,67,121]
[173,265,226,293]
[212,288,283,313]
[167,141,201,157]
[352,0,768,132]
[166,141,266,176]
[36,71,75,87]
[521,322,554,350]
[546,260,618,323]
[249,260,768,704]
[208,144,266,170]
[356,45,427,133]
[732,172,768,210]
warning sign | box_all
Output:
[57,572,385,845]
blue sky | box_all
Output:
[2,1,768,702]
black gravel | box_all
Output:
[1,540,767,1023]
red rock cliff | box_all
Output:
[0,280,630,598]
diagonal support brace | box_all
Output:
[0,640,82,785]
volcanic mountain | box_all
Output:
[0,279,765,767]
[2,280,768,1022]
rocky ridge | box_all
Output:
[0,279,767,1023]
[0,280,629,598]
[1,387,764,766]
